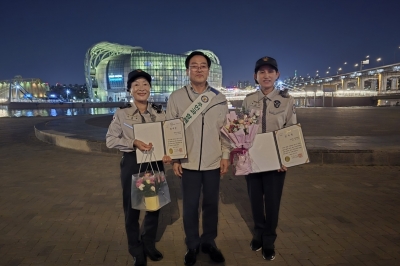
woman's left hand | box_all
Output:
[278,165,287,172]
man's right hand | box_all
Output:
[133,140,153,151]
[173,161,183,178]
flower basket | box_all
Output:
[131,151,171,211]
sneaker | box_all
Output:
[262,248,276,261]
[201,243,225,263]
[184,247,199,266]
[250,239,262,251]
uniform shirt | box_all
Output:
[166,84,231,171]
[106,103,166,152]
[242,89,297,133]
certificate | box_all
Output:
[134,118,187,163]
[163,119,187,159]
[275,124,309,168]
[248,124,309,173]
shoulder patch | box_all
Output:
[151,103,163,113]
[119,104,131,109]
[279,89,290,98]
[209,87,220,95]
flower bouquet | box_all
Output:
[221,109,262,175]
[131,152,171,211]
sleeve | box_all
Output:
[105,110,134,150]
[165,92,179,120]
[285,97,297,127]
[220,103,231,159]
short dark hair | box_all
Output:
[185,51,211,69]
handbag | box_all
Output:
[131,151,171,211]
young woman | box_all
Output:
[106,69,170,266]
[242,57,297,261]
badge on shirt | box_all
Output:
[201,95,209,103]
[274,100,281,108]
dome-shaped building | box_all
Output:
[84,42,223,102]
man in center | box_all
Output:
[166,51,230,266]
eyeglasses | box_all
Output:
[189,65,209,71]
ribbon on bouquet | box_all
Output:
[229,147,248,164]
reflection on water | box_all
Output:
[0,106,117,118]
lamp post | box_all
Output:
[377,58,383,66]
[66,89,70,102]
[337,68,342,75]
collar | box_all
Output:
[189,82,210,95]
[131,102,152,115]
[257,88,279,102]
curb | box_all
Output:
[34,125,400,166]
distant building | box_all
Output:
[84,42,223,102]
[236,80,252,89]
[0,76,49,102]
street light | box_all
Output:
[337,68,342,74]
[377,58,383,66]
[66,89,70,101]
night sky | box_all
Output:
[1,0,400,86]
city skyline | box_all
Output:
[1,0,399,86]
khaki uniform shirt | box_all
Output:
[166,84,231,171]
[242,89,297,133]
[106,103,166,152]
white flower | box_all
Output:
[139,184,145,191]
[150,186,155,192]
[255,110,261,116]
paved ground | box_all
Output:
[1,109,400,265]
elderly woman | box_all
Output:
[106,69,170,266]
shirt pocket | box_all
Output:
[269,109,285,115]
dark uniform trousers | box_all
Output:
[245,170,286,249]
[181,168,221,249]
[120,152,164,257]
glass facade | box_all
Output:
[130,51,222,96]
[86,42,223,102]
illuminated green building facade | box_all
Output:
[85,42,222,102]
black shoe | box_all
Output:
[143,242,163,261]
[133,252,147,266]
[262,248,276,261]
[201,243,225,263]
[184,248,199,266]
[250,239,262,251]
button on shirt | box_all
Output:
[242,89,297,133]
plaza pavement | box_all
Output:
[1,107,400,265]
